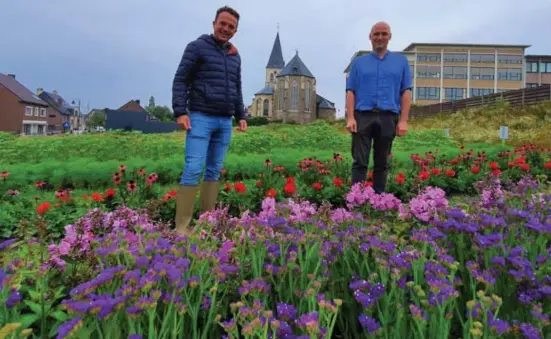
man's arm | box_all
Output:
[399,59,413,122]
[172,41,199,119]
[235,61,247,121]
[345,61,359,120]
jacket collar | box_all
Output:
[209,34,239,55]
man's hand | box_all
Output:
[177,115,191,130]
[396,120,408,136]
[237,119,247,132]
[346,118,357,133]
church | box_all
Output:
[247,31,337,124]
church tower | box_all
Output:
[265,31,285,88]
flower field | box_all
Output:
[1,121,551,338]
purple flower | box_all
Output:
[358,313,380,333]
[6,289,22,308]
[276,302,297,321]
[128,335,142,339]
[519,323,542,339]
[56,316,83,339]
[0,238,17,250]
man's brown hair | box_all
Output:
[215,6,240,22]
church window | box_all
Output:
[305,82,311,112]
[291,80,299,110]
[256,99,262,116]
[270,74,274,82]
[263,99,269,117]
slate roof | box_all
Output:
[255,86,274,95]
[277,52,314,78]
[266,32,285,69]
[0,73,47,106]
[38,91,77,116]
[316,94,335,109]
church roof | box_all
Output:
[266,32,285,69]
[316,94,335,109]
[255,86,274,95]
[278,52,314,78]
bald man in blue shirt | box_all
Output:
[345,21,412,193]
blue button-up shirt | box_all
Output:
[346,51,412,114]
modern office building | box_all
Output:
[525,55,551,88]
[344,42,531,105]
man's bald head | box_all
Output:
[370,21,392,55]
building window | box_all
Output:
[526,62,539,73]
[40,108,46,117]
[470,54,495,63]
[443,66,467,79]
[23,124,31,135]
[409,63,415,78]
[470,67,495,80]
[498,68,522,81]
[526,83,539,88]
[445,88,464,101]
[263,99,269,117]
[34,107,39,116]
[37,125,44,135]
[25,106,33,116]
[305,82,311,112]
[256,99,261,116]
[290,80,299,110]
[443,53,468,62]
[540,62,551,73]
[497,54,523,64]
[417,53,441,62]
[278,80,285,110]
[470,88,494,97]
[416,87,440,100]
[416,65,441,78]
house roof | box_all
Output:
[278,52,315,78]
[255,86,274,95]
[0,73,47,106]
[266,32,285,69]
[403,42,531,51]
[119,99,147,112]
[38,91,77,116]
[316,94,335,109]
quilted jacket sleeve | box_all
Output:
[172,41,199,118]
[234,61,247,121]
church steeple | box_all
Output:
[266,31,285,69]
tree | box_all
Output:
[146,95,173,122]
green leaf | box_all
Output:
[24,300,43,315]
[50,310,68,322]
[18,313,40,328]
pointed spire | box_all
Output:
[266,31,285,69]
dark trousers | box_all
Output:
[351,110,398,193]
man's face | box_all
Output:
[370,25,391,51]
[213,11,238,43]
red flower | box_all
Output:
[489,161,499,170]
[544,161,551,169]
[431,168,441,175]
[312,182,322,191]
[91,192,103,202]
[418,171,430,181]
[492,169,502,176]
[37,201,51,215]
[395,173,405,184]
[332,177,343,187]
[104,188,116,198]
[520,164,530,172]
[445,169,455,177]
[234,182,246,193]
[508,162,515,168]
[266,188,277,198]
[127,180,137,192]
[471,166,480,174]
[256,180,262,188]
[224,183,232,192]
[283,183,296,195]
[286,177,295,184]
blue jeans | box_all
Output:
[180,112,233,185]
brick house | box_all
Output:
[37,89,85,132]
[0,73,61,135]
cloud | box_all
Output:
[1,0,549,116]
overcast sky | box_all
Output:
[1,0,550,117]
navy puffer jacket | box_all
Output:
[172,34,247,120]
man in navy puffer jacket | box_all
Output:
[171,6,248,235]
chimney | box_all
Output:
[52,89,58,95]
[36,88,44,96]
[135,99,140,105]
[7,74,15,79]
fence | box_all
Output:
[410,84,551,119]
[105,110,179,134]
